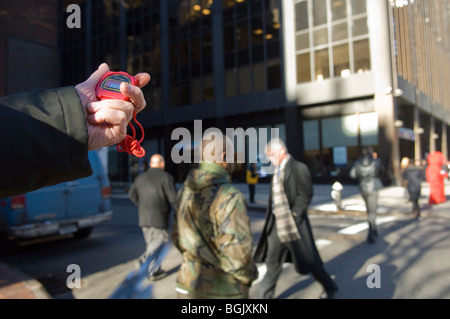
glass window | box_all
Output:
[267,61,281,89]
[313,0,327,26]
[353,38,371,73]
[192,77,202,104]
[296,52,311,83]
[253,62,265,92]
[314,48,330,80]
[267,5,281,37]
[170,84,179,107]
[333,43,350,77]
[322,115,358,148]
[251,16,264,46]
[352,17,368,37]
[180,82,190,105]
[239,65,251,95]
[351,0,367,16]
[237,21,249,50]
[296,32,309,51]
[313,27,328,47]
[225,69,237,98]
[224,0,281,96]
[360,112,379,145]
[295,0,309,31]
[223,0,235,9]
[224,25,235,52]
[303,120,320,150]
[332,22,348,41]
[331,0,347,21]
[203,75,214,101]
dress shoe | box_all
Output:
[321,282,338,299]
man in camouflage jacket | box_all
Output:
[171,132,257,299]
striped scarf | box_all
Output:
[272,156,301,243]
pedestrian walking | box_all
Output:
[246,163,260,203]
[254,138,338,299]
[401,158,426,218]
[426,151,448,205]
[128,154,177,280]
[400,156,411,200]
[171,131,257,299]
[349,147,384,243]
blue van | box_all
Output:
[0,151,112,244]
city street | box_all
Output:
[1,182,450,300]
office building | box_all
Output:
[59,0,450,185]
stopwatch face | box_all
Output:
[96,72,136,101]
[100,74,132,93]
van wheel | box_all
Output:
[73,227,93,240]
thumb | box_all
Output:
[83,63,110,87]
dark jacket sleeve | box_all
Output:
[0,86,92,198]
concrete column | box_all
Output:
[414,106,422,162]
[368,0,400,185]
[281,0,297,104]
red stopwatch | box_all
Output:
[95,71,145,158]
[96,71,137,101]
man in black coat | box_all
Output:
[254,138,338,299]
[402,158,426,218]
[129,154,177,280]
[349,147,384,243]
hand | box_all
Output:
[75,63,151,151]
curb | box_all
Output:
[0,262,52,299]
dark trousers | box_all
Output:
[248,184,255,203]
[361,191,378,240]
[412,198,420,216]
[259,225,334,299]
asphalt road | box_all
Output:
[2,190,450,300]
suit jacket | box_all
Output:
[128,168,177,229]
[0,87,92,198]
[254,157,323,274]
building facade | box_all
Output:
[0,0,60,97]
[60,0,450,185]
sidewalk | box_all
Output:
[234,180,450,219]
[1,180,449,299]
[0,262,51,299]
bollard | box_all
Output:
[331,181,343,211]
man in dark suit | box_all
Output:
[129,154,177,280]
[254,138,338,299]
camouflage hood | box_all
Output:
[184,162,231,191]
